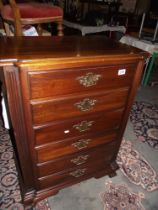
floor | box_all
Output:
[47,84,158,210]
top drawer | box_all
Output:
[28,64,136,99]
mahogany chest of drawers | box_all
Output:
[0,36,147,208]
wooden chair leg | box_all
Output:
[37,24,43,36]
[57,21,63,36]
[14,21,23,36]
[4,22,12,36]
[4,22,22,36]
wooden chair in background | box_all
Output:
[0,0,63,36]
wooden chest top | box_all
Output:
[0,36,148,66]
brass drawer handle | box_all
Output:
[69,169,86,178]
[70,155,89,165]
[77,72,102,87]
[72,139,91,150]
[74,98,97,112]
[73,120,94,132]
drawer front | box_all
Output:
[36,132,116,163]
[32,88,128,125]
[38,160,111,190]
[28,64,136,99]
[34,109,123,145]
[37,143,115,177]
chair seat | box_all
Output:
[1,3,63,21]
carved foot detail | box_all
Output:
[109,171,117,178]
[108,161,119,178]
[25,205,34,210]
